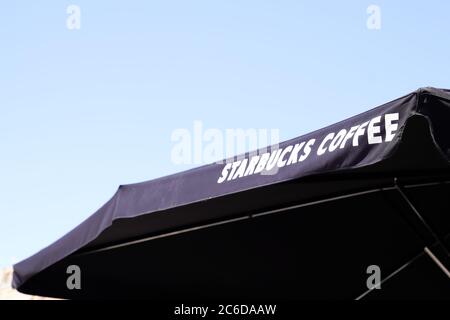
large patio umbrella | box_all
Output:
[13,87,450,299]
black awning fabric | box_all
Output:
[13,87,450,299]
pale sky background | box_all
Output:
[1,1,450,267]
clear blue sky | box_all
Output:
[1,1,450,268]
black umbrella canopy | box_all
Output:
[13,87,450,299]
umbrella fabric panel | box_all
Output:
[18,187,435,299]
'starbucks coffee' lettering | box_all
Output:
[217,112,399,183]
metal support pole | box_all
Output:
[394,177,450,279]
